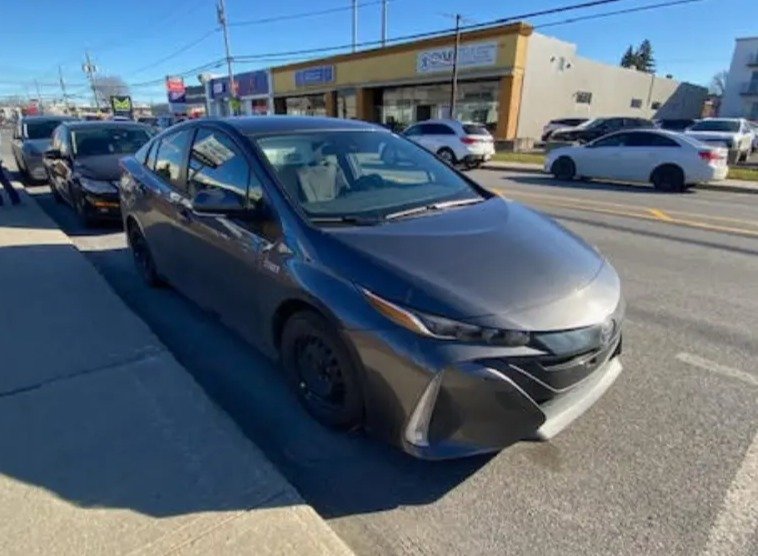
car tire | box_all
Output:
[437,148,456,166]
[652,165,685,192]
[74,192,94,228]
[50,182,63,203]
[551,156,576,180]
[280,310,364,430]
[128,224,164,288]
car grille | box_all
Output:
[477,335,622,404]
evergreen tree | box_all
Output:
[636,40,656,73]
[620,45,637,68]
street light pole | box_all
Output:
[217,0,237,114]
[34,79,43,112]
[449,14,461,120]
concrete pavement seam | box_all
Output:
[0,344,166,399]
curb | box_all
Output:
[481,163,758,195]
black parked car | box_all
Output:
[655,118,697,131]
[119,116,624,459]
[43,121,153,226]
[552,117,654,143]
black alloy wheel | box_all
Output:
[281,311,363,430]
[129,225,163,287]
[551,156,576,180]
[652,165,685,192]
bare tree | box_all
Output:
[709,70,728,96]
[92,75,130,107]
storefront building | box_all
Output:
[271,23,531,139]
[207,69,272,117]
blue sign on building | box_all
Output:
[209,70,269,99]
[295,65,335,88]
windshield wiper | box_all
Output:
[310,215,381,226]
[385,197,484,220]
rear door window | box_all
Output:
[592,133,629,147]
[153,128,194,193]
[626,132,680,147]
[462,124,490,135]
[428,124,456,135]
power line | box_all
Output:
[535,0,704,29]
[233,0,629,62]
[230,0,394,27]
[124,27,219,77]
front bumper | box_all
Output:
[347,324,623,460]
[26,157,47,180]
[83,191,122,219]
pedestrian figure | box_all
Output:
[0,132,21,205]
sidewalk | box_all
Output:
[0,184,353,555]
[481,160,758,194]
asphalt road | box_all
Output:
[3,138,756,556]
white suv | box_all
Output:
[403,119,495,169]
[684,118,754,162]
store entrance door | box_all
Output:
[416,104,432,121]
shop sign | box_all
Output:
[110,95,133,118]
[295,65,335,88]
[166,76,187,103]
[417,41,498,74]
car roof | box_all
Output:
[22,115,77,122]
[61,121,151,130]
[217,115,386,135]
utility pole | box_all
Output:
[34,79,43,112]
[58,66,69,113]
[352,0,358,52]
[449,14,461,119]
[83,51,100,111]
[381,0,388,46]
[217,0,237,114]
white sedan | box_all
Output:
[544,129,728,192]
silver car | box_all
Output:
[12,116,77,181]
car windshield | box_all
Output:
[252,130,482,221]
[24,120,66,139]
[71,127,152,157]
[689,120,740,132]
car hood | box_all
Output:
[319,198,618,331]
[24,139,51,155]
[73,154,123,181]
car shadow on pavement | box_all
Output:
[79,244,494,519]
[503,174,696,195]
[0,240,491,522]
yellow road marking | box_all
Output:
[496,187,758,228]
[648,208,673,221]
[497,193,758,238]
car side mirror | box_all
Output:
[44,148,62,160]
[191,188,248,217]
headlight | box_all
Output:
[361,288,531,346]
[79,177,116,194]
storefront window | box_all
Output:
[337,90,357,119]
[285,94,327,116]
[380,80,499,131]
[250,98,268,115]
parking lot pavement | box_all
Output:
[6,148,757,555]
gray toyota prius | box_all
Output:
[120,116,624,459]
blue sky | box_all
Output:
[0,0,755,103]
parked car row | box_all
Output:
[544,115,756,161]
[8,113,627,459]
